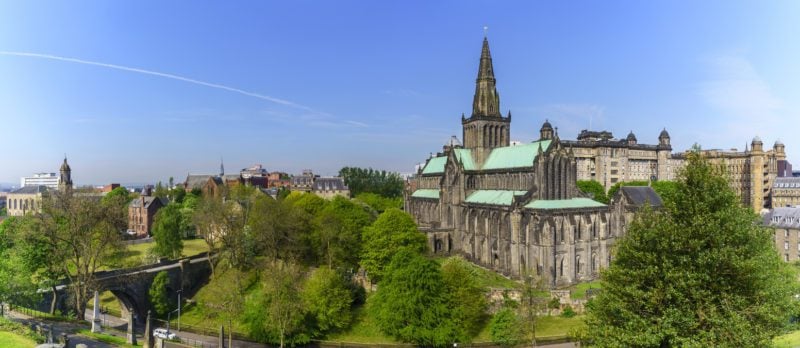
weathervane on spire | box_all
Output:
[483,26,489,37]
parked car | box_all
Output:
[153,328,177,340]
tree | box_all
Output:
[179,193,199,238]
[311,196,373,269]
[303,267,353,335]
[338,167,404,198]
[35,189,126,321]
[149,271,173,316]
[244,261,309,348]
[441,256,487,340]
[585,153,798,347]
[361,209,428,282]
[371,249,460,346]
[354,192,402,213]
[0,217,42,310]
[489,307,524,348]
[152,203,184,259]
[577,180,608,203]
[102,186,130,205]
[650,180,679,206]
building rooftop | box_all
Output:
[774,177,800,188]
[10,185,49,194]
[618,186,663,207]
[764,207,800,229]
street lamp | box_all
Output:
[166,307,179,334]
[176,289,182,332]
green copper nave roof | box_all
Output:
[421,156,447,174]
[454,149,477,170]
[525,198,606,210]
[465,190,527,206]
[411,189,440,199]
[482,140,552,170]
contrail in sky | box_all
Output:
[0,51,318,113]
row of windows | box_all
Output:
[8,198,36,211]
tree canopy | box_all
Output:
[360,208,428,282]
[584,153,798,347]
[577,180,608,203]
[152,203,184,259]
[370,249,460,346]
[338,167,404,198]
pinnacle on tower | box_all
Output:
[471,37,501,118]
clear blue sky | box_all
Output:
[1,1,799,185]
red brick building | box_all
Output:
[128,196,168,238]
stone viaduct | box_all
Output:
[37,252,212,325]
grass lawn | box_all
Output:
[0,331,37,348]
[569,280,602,299]
[110,238,209,269]
[774,330,800,348]
[86,290,124,317]
[77,329,138,347]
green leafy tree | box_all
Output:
[102,186,130,205]
[36,189,126,321]
[361,208,428,282]
[179,193,199,238]
[650,180,679,206]
[489,307,524,348]
[148,271,173,316]
[303,267,353,335]
[354,192,402,213]
[441,256,487,340]
[585,153,798,347]
[0,217,41,309]
[371,249,460,346]
[576,180,608,203]
[244,261,309,348]
[338,167,404,198]
[311,196,373,269]
[152,203,184,259]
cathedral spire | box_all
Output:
[220,157,225,177]
[471,37,501,118]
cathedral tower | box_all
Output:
[462,37,511,164]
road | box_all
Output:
[5,309,114,348]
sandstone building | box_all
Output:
[405,37,661,287]
[7,157,73,217]
[772,177,800,208]
[561,128,785,212]
[765,207,800,262]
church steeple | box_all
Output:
[58,155,73,192]
[471,37,501,118]
[462,35,510,155]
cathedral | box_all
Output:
[405,37,660,287]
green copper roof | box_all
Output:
[482,140,552,170]
[454,149,477,170]
[525,198,606,210]
[411,189,440,199]
[465,190,528,206]
[421,156,447,175]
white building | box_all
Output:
[20,173,59,189]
